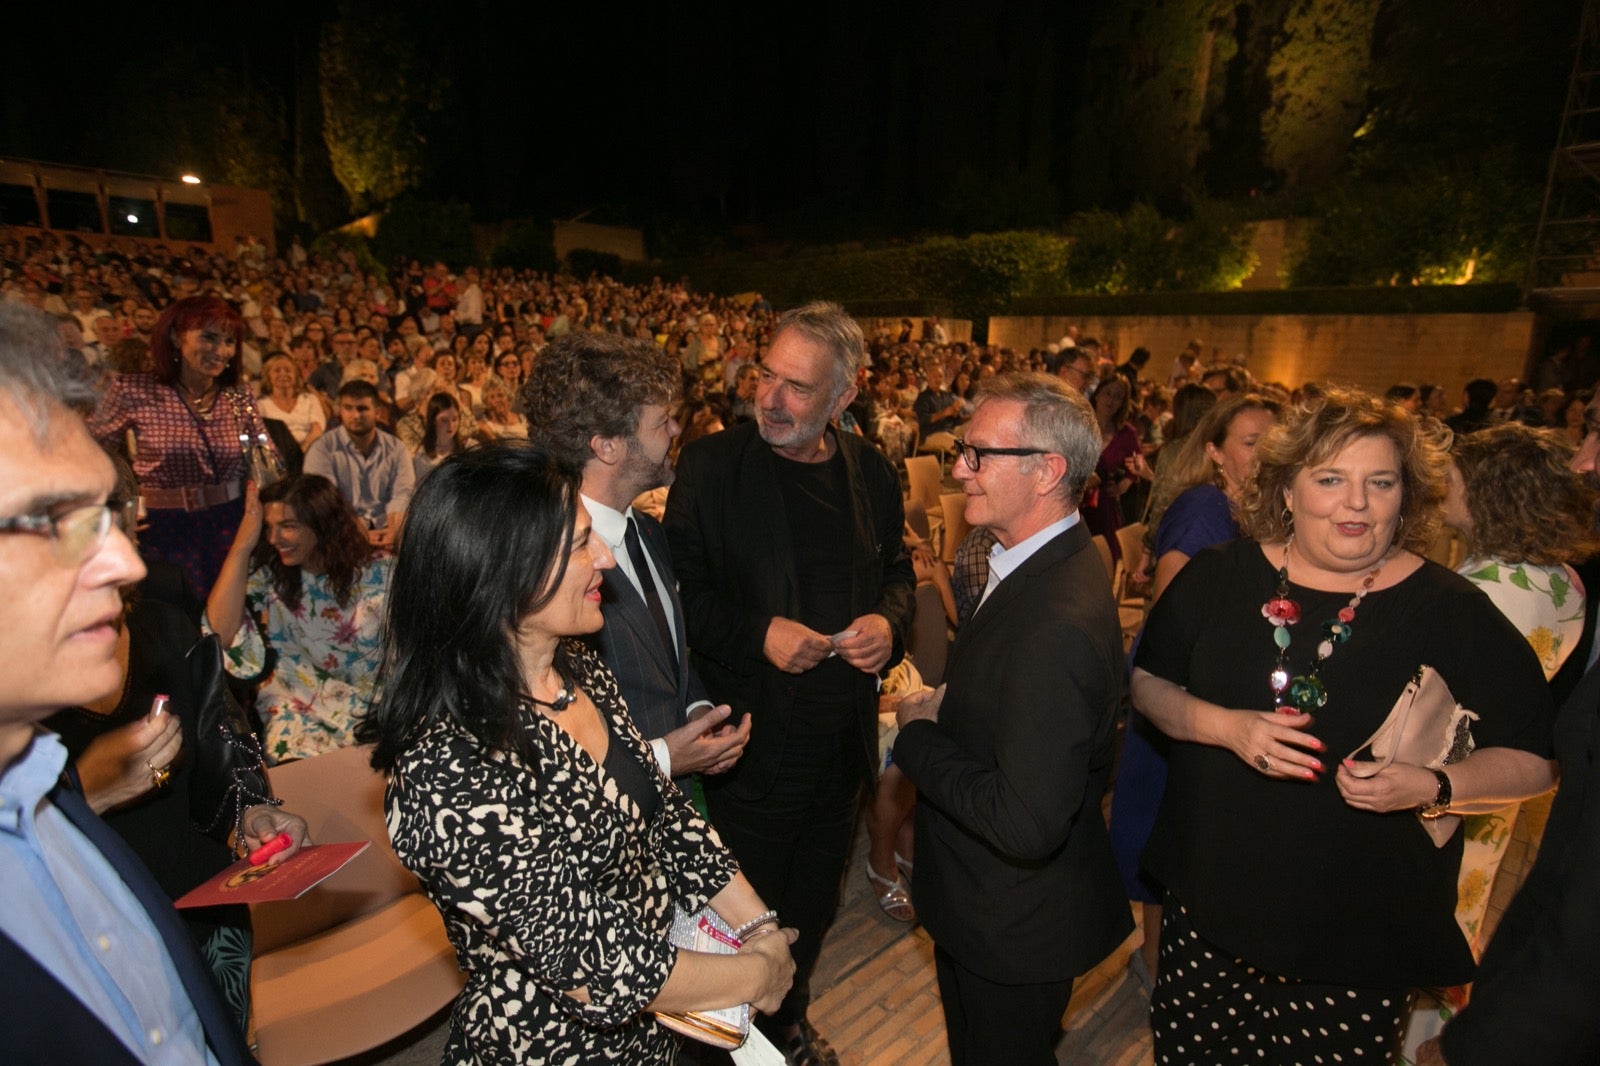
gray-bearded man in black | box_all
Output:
[665,301,915,1064]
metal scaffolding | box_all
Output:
[1527,0,1600,310]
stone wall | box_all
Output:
[990,311,1536,395]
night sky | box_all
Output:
[2,0,1579,243]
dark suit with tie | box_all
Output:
[585,507,709,783]
[665,421,915,1028]
[894,521,1133,1064]
[0,769,254,1065]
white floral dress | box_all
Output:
[1450,558,1582,946]
[1403,556,1582,1061]
[212,558,391,763]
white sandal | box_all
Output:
[867,864,915,922]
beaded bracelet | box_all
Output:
[731,910,779,941]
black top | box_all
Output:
[1134,538,1554,988]
[773,449,858,710]
[601,708,661,824]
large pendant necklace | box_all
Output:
[1261,538,1385,712]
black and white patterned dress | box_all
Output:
[385,641,738,1064]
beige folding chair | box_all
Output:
[904,454,945,551]
[250,745,464,1066]
[1113,522,1148,604]
[939,491,971,566]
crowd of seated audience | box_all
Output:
[6,223,1600,1061]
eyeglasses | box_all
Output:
[953,438,1048,472]
[0,498,137,566]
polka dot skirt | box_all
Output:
[1151,897,1414,1065]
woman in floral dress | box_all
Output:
[205,475,389,763]
[1440,422,1598,950]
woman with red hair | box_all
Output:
[90,295,276,596]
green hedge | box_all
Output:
[633,203,1257,318]
[1000,284,1523,318]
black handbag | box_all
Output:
[185,634,278,850]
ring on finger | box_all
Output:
[1254,754,1271,773]
[148,762,172,789]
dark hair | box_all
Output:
[149,296,244,387]
[1451,423,1600,566]
[1463,378,1498,408]
[253,475,374,611]
[521,332,678,469]
[1089,376,1133,428]
[1129,347,1151,367]
[1169,383,1218,441]
[360,443,581,770]
[1200,365,1247,394]
[422,391,462,458]
[337,379,379,402]
[1384,383,1419,404]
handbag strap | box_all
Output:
[1343,668,1425,775]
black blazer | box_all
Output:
[894,521,1133,983]
[585,510,709,779]
[0,772,254,1065]
[664,422,916,798]
[1440,660,1600,1064]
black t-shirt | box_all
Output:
[773,450,859,714]
[1134,538,1554,988]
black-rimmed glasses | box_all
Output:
[953,438,1047,472]
[0,498,136,566]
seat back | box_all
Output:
[251,744,419,954]
[905,583,949,688]
[904,498,931,544]
[1113,522,1147,601]
[939,491,970,566]
[904,454,944,517]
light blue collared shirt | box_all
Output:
[976,512,1081,612]
[0,730,215,1064]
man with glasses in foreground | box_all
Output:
[893,373,1132,1064]
[0,303,252,1063]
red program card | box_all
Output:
[174,841,371,908]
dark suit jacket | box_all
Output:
[585,509,709,780]
[0,774,254,1065]
[664,422,916,798]
[894,521,1133,984]
[1440,660,1600,1064]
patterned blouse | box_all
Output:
[386,640,738,1064]
[212,557,390,763]
[1458,557,1586,680]
[89,373,269,491]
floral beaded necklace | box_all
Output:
[1260,537,1386,712]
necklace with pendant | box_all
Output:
[519,667,577,713]
[1261,538,1385,712]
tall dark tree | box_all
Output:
[319,0,452,214]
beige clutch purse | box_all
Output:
[1343,665,1479,847]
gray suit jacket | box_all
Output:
[584,510,709,783]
